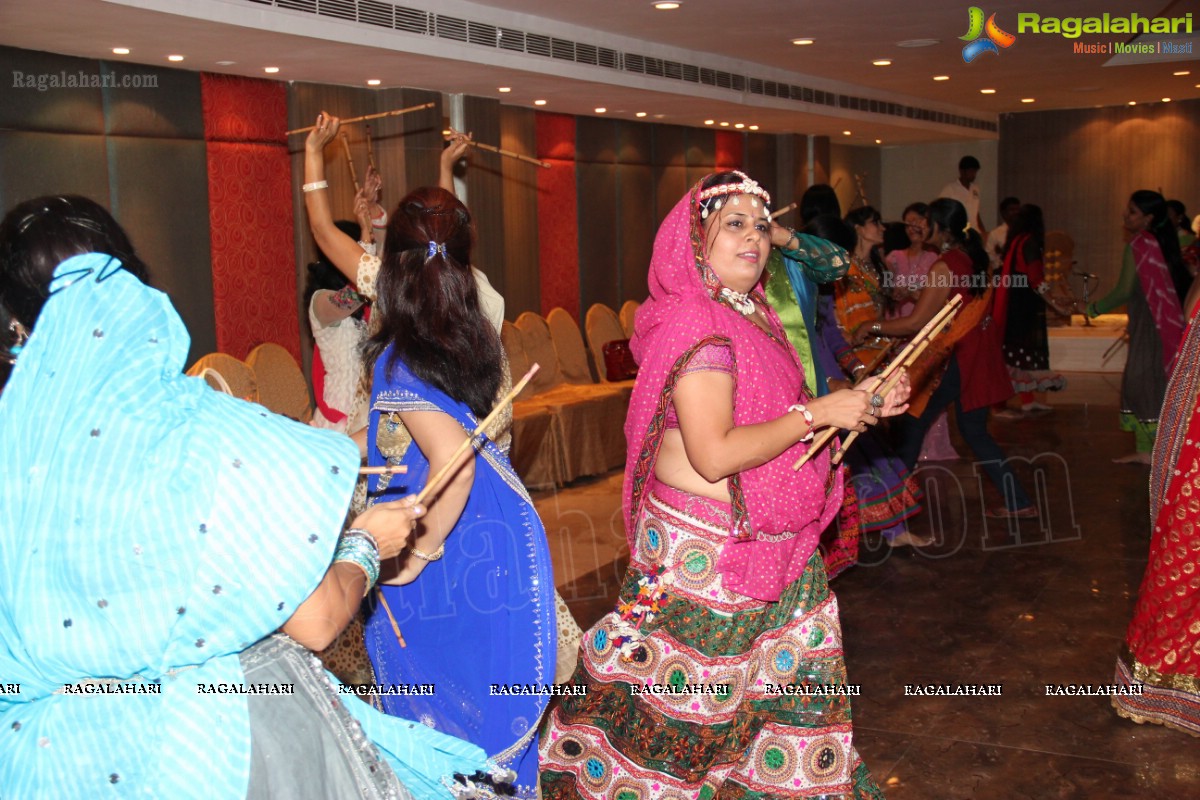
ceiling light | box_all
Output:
[933,75,950,81]
[704,119,715,125]
[167,55,184,62]
[734,123,745,129]
[875,139,882,144]
[748,125,759,131]
[636,112,647,118]
[264,67,279,74]
[653,2,681,9]
[112,47,130,55]
[1128,100,1137,105]
[498,87,511,93]
[980,88,996,94]
[1162,97,1172,102]
[872,59,892,66]
[366,79,381,86]
[897,39,939,48]
[791,38,814,46]
[843,130,851,136]
[594,107,607,113]
[1021,98,1035,103]
[215,60,236,66]
[1173,70,1190,76]
[534,99,547,106]
[719,121,730,127]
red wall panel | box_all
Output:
[535,112,579,318]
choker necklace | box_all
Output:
[720,287,756,316]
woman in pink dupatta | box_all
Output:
[540,173,907,800]
[1085,191,1187,464]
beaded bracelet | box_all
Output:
[406,543,445,562]
[335,531,380,595]
[788,404,816,442]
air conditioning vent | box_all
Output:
[241,0,996,133]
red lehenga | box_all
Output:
[1112,309,1200,736]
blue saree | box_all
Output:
[363,353,556,800]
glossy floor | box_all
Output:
[532,373,1197,800]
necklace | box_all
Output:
[719,287,756,316]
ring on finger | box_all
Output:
[870,393,885,408]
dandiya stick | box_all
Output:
[769,202,798,221]
[365,124,377,171]
[445,132,551,169]
[792,295,962,470]
[339,133,361,194]
[286,102,437,135]
[358,465,408,476]
[412,364,540,507]
[858,338,895,376]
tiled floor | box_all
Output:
[532,373,1198,800]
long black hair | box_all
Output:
[1003,204,1045,260]
[363,186,502,418]
[929,197,988,296]
[1133,191,1191,305]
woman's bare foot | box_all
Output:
[888,531,934,548]
[1112,452,1152,465]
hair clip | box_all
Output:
[426,241,447,260]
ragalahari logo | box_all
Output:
[960,7,1017,62]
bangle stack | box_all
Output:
[302,180,329,193]
[788,403,816,442]
[335,528,380,595]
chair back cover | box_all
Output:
[546,307,594,384]
[515,312,566,394]
[500,321,535,399]
[618,299,641,338]
[585,303,627,382]
[246,343,312,422]
[185,352,258,403]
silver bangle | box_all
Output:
[302,180,329,193]
[344,527,378,552]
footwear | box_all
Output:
[985,505,1039,519]
[1022,402,1053,413]
[1112,452,1152,465]
[887,531,935,548]
[993,408,1025,420]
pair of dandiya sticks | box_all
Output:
[287,102,552,169]
[793,294,964,470]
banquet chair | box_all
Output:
[618,299,641,338]
[584,303,629,383]
[185,353,259,404]
[246,343,313,423]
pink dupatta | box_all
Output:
[623,180,842,602]
[1131,230,1186,373]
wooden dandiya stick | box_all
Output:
[792,295,963,470]
[358,465,408,476]
[444,130,550,169]
[376,588,407,647]
[769,202,798,221]
[412,364,540,507]
[339,133,361,194]
[286,102,437,135]
[859,338,895,376]
[365,124,377,171]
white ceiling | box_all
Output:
[1,0,1197,144]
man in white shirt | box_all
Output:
[986,197,1020,270]
[939,155,986,236]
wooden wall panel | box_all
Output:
[999,100,1200,295]
[395,88,443,193]
[617,164,654,303]
[500,105,539,318]
[577,162,620,313]
[462,95,506,298]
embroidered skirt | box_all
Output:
[540,486,883,800]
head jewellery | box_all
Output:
[426,241,447,260]
[697,171,771,220]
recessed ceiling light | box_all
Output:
[1173,70,1190,76]
[875,139,882,144]
[734,123,745,129]
[112,47,130,55]
[1128,100,1137,105]
[748,125,759,131]
[366,79,381,86]
[704,119,715,125]
[534,99,547,106]
[595,107,607,113]
[1021,98,1035,103]
[843,130,852,136]
[215,60,236,66]
[719,121,730,127]
[635,112,647,118]
[933,75,950,81]
[980,88,996,94]
[872,59,892,67]
[264,67,279,74]
[791,38,814,46]
[167,55,184,62]
[897,39,939,48]
[653,1,680,9]
[1162,97,1172,102]
[498,87,511,93]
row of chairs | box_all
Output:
[186,343,313,423]
[501,301,641,489]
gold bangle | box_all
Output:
[407,543,444,562]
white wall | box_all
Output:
[879,139,999,226]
